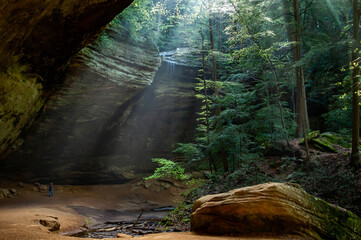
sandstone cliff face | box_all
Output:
[0,0,133,158]
[1,20,200,184]
[0,0,134,76]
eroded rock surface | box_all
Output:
[0,0,133,158]
[0,0,134,77]
[39,218,60,232]
[191,182,361,240]
[1,19,199,184]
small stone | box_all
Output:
[39,185,48,192]
[31,186,38,192]
[33,182,41,188]
[18,182,25,188]
[203,171,212,178]
[0,189,11,198]
[130,186,139,191]
[190,171,204,179]
[39,219,60,231]
[9,189,17,196]
[144,181,152,189]
[122,172,136,180]
[162,184,170,190]
[152,180,161,186]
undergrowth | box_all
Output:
[160,144,361,231]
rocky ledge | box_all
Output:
[191,182,361,239]
[0,0,133,159]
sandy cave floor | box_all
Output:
[0,179,304,240]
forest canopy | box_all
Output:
[114,0,360,172]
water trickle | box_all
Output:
[167,60,176,76]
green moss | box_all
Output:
[320,132,339,143]
[310,197,361,239]
[300,130,320,144]
[279,184,361,239]
[300,131,338,153]
[0,59,44,153]
[312,138,338,153]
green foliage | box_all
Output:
[122,0,358,175]
[294,161,361,215]
[84,217,94,228]
[159,200,192,231]
[145,158,189,180]
[173,143,203,163]
[323,91,354,132]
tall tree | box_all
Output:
[282,0,310,138]
[207,0,229,172]
[199,27,217,172]
[351,0,360,167]
[229,0,291,147]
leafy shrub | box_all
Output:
[145,158,189,181]
[160,200,192,230]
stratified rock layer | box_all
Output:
[0,0,133,158]
[1,20,199,184]
[0,0,134,76]
[191,182,361,240]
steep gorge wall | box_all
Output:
[16,24,162,183]
[0,0,133,158]
[1,18,200,184]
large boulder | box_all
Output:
[191,182,361,240]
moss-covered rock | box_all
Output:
[320,132,339,143]
[313,137,338,153]
[0,62,44,157]
[191,182,361,239]
[299,130,320,144]
[300,131,339,153]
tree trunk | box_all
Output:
[229,0,290,147]
[208,0,218,99]
[218,11,222,51]
[282,0,310,138]
[292,0,310,160]
[351,0,360,167]
[208,0,228,173]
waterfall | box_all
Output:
[166,60,176,76]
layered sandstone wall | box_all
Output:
[0,0,133,158]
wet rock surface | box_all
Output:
[191,182,361,239]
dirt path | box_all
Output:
[0,180,303,240]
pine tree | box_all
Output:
[351,0,360,167]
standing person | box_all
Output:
[49,182,53,197]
